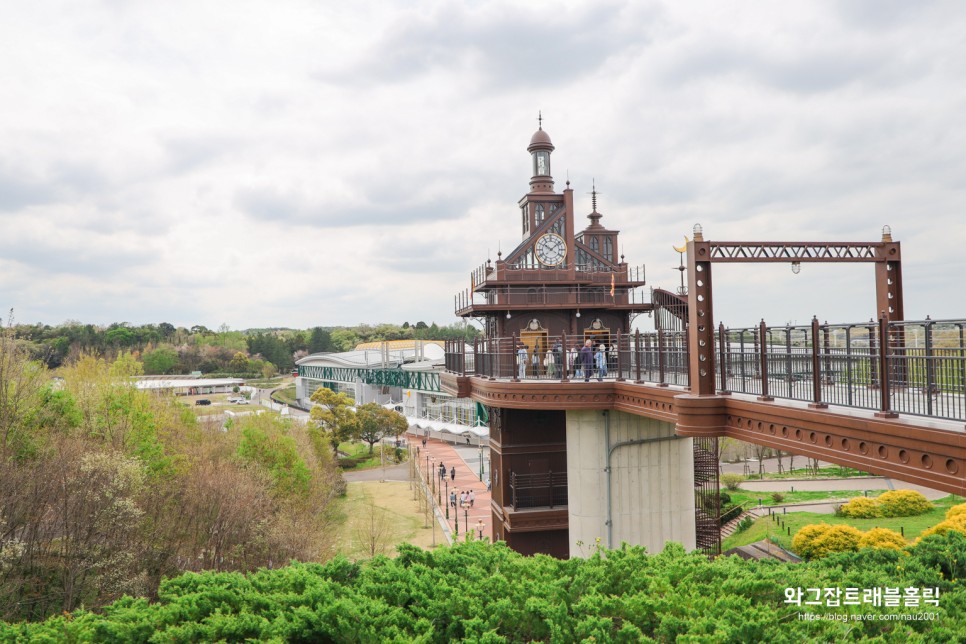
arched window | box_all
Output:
[535,204,544,223]
[604,238,613,261]
[590,236,599,252]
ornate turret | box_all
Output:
[527,112,555,193]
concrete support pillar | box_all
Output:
[567,409,696,556]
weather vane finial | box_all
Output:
[589,179,600,212]
[538,111,543,130]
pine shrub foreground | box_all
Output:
[3,533,966,643]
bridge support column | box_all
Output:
[567,410,696,556]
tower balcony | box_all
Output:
[455,285,653,316]
[469,261,646,289]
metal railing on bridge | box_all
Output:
[443,318,966,423]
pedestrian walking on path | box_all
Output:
[450,466,456,481]
[407,432,495,542]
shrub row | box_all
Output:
[839,489,932,518]
[3,533,966,641]
[792,524,909,559]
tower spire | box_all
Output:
[538,110,543,130]
[587,180,603,228]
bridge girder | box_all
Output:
[441,374,966,497]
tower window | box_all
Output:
[522,207,528,234]
[604,238,613,261]
[590,236,599,252]
[533,151,550,176]
[535,204,544,223]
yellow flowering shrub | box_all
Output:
[946,503,966,520]
[793,524,866,559]
[920,514,966,540]
[812,525,864,558]
[839,496,880,518]
[792,523,833,560]
[876,490,932,518]
[858,527,907,551]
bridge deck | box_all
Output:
[442,322,966,497]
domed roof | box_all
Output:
[528,127,554,152]
[530,128,552,146]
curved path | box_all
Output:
[409,432,492,542]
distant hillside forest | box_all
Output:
[6,319,479,376]
[0,324,352,623]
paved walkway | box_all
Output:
[409,432,492,543]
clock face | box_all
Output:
[535,233,567,267]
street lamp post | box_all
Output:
[464,508,469,541]
[478,434,484,482]
[445,480,449,519]
[454,510,459,537]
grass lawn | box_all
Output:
[246,376,292,388]
[724,489,883,508]
[332,480,442,559]
[272,384,298,407]
[738,465,871,480]
[722,494,966,552]
[337,441,406,470]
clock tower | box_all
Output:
[455,121,651,556]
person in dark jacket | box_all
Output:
[580,339,594,382]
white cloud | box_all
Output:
[1,0,965,330]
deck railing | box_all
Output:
[444,318,966,423]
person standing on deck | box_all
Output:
[580,340,594,382]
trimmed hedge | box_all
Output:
[840,490,932,519]
[3,534,966,641]
[877,490,933,517]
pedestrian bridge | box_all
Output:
[441,316,966,497]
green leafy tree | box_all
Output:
[109,351,144,378]
[236,416,311,499]
[330,329,359,352]
[308,327,335,353]
[142,347,179,375]
[228,351,250,373]
[309,388,356,453]
[158,322,176,339]
[0,321,48,453]
[352,403,408,454]
[104,325,136,348]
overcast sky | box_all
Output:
[2,0,965,331]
